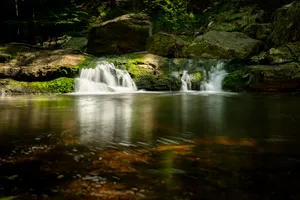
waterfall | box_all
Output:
[202,62,227,92]
[75,61,137,93]
[1,89,5,98]
[180,71,192,91]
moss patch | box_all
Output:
[3,77,75,94]
[222,71,247,92]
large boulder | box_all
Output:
[266,42,300,64]
[245,63,300,91]
[146,32,187,58]
[87,14,152,56]
[268,1,300,46]
[223,63,300,92]
[185,31,263,59]
[0,47,85,81]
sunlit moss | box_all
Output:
[5,77,75,94]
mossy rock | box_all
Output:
[185,31,264,59]
[266,42,300,64]
[1,77,75,94]
[243,23,271,41]
[0,52,12,62]
[206,6,260,33]
[268,1,300,45]
[146,32,189,58]
[244,63,300,92]
[105,53,181,91]
[222,70,248,92]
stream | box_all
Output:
[1,93,300,199]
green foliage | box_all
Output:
[74,56,98,70]
[222,71,246,92]
[144,0,196,32]
[0,197,16,200]
[14,78,75,93]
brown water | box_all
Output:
[0,92,300,199]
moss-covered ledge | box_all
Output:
[105,52,182,91]
[0,78,75,94]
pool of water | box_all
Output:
[0,92,300,199]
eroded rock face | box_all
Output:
[146,32,188,58]
[268,1,300,45]
[87,13,152,56]
[185,31,263,59]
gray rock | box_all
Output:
[87,13,152,56]
[185,31,263,59]
[61,37,88,52]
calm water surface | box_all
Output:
[0,92,300,199]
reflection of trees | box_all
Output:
[77,95,134,146]
[131,95,155,141]
[0,97,76,138]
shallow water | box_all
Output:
[0,93,300,199]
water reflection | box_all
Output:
[77,95,134,146]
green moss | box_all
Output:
[222,71,247,92]
[75,56,98,69]
[6,78,75,94]
[0,197,16,200]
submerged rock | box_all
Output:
[87,13,152,56]
[185,31,263,59]
[146,32,188,58]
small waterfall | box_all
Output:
[1,89,5,98]
[75,61,137,93]
[202,62,227,92]
[180,71,192,91]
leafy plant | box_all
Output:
[143,0,196,32]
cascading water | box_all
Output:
[180,71,192,91]
[75,61,137,93]
[1,89,5,98]
[202,62,227,92]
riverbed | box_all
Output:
[0,92,300,199]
